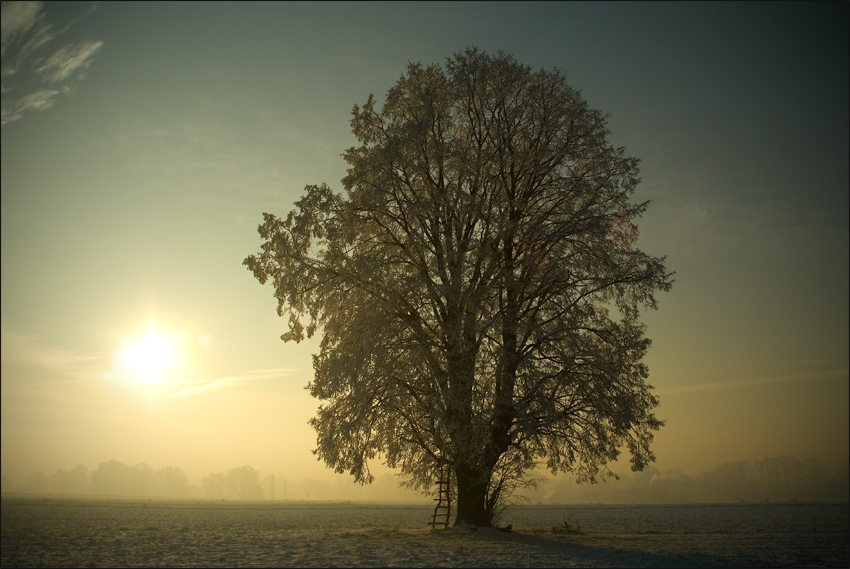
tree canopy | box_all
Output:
[245,48,673,526]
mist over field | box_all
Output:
[3,455,847,506]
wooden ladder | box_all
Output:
[430,463,452,529]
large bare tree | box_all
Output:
[245,48,673,526]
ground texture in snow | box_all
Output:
[1,498,847,567]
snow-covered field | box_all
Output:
[1,498,847,567]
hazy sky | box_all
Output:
[2,1,848,491]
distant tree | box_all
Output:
[127,463,155,497]
[629,465,659,502]
[89,460,129,496]
[227,465,263,499]
[800,458,830,500]
[203,466,263,499]
[67,464,91,494]
[203,471,227,499]
[47,464,90,494]
[156,466,189,498]
[649,469,694,503]
[23,470,48,494]
[245,48,672,526]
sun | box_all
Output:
[117,330,176,385]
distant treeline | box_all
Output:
[2,461,265,500]
[2,456,848,503]
[533,456,850,504]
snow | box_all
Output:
[1,498,847,567]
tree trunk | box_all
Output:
[453,463,494,526]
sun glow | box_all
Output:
[116,330,176,385]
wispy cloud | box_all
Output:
[167,368,295,399]
[1,87,61,124]
[0,1,43,57]
[36,40,103,82]
[2,324,294,403]
[1,1,103,125]
[36,41,103,83]
[1,325,101,377]
[657,368,848,396]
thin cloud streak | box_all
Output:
[656,368,848,396]
[59,410,135,425]
[0,326,100,377]
[36,40,104,82]
[1,326,294,404]
[1,87,62,123]
[167,368,295,399]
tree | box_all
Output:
[203,471,227,499]
[203,466,263,499]
[89,460,129,496]
[47,464,90,494]
[245,48,673,526]
[156,465,189,498]
[227,465,263,500]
